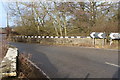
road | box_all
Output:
[9,42,119,78]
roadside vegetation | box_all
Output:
[0,43,7,59]
[7,1,119,36]
[0,36,8,60]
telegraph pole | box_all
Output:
[7,12,9,28]
[6,12,10,37]
[118,1,120,33]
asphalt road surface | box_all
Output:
[10,42,119,78]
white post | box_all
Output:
[110,39,113,45]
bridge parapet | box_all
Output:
[1,47,18,77]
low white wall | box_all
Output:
[1,47,18,77]
[11,36,119,47]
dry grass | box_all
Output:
[17,53,50,80]
[39,42,119,50]
[0,37,8,60]
[18,53,32,79]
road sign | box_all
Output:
[90,32,96,38]
[90,32,106,39]
[109,33,120,39]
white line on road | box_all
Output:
[105,62,120,67]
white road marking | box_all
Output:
[105,62,120,67]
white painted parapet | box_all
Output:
[1,47,18,77]
[13,36,92,39]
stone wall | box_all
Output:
[12,36,108,47]
[54,38,106,46]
